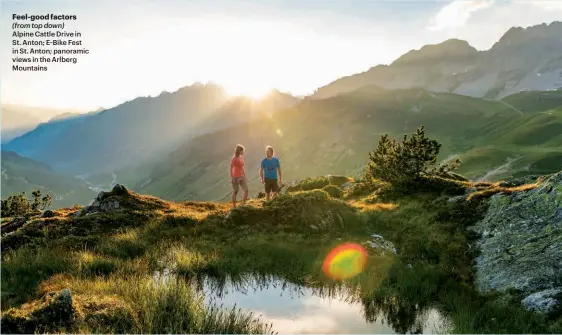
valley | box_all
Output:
[138,88,562,202]
[1,19,562,335]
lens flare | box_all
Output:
[322,243,368,280]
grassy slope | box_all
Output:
[2,179,560,333]
[458,107,562,180]
[138,87,562,202]
[1,151,96,207]
[500,89,562,114]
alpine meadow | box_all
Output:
[1,6,562,334]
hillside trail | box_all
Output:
[477,156,523,182]
[496,100,525,116]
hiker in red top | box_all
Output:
[230,144,248,208]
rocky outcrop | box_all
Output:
[364,234,397,255]
[74,184,129,216]
[471,171,562,314]
[521,288,562,314]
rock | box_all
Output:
[310,224,319,230]
[471,171,562,311]
[341,182,355,190]
[465,187,477,195]
[99,200,120,212]
[95,191,109,202]
[521,288,562,314]
[41,210,56,218]
[365,233,397,255]
[447,195,465,203]
[111,184,128,196]
[1,289,76,333]
[95,184,128,203]
[81,185,129,215]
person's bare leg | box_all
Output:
[232,191,238,208]
[242,187,248,206]
[266,191,270,201]
[271,182,279,199]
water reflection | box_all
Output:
[181,275,451,334]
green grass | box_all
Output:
[501,89,562,114]
[2,273,273,334]
[322,184,344,198]
[359,193,560,333]
[2,182,560,334]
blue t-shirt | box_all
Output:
[261,157,280,179]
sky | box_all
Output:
[0,0,561,110]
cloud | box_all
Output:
[428,0,495,31]
[530,0,562,11]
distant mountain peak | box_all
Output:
[494,21,562,48]
[48,112,80,122]
[392,38,477,66]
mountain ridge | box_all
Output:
[312,21,562,100]
[3,84,300,176]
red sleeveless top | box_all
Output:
[231,156,244,178]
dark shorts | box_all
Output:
[264,178,279,193]
[232,177,248,193]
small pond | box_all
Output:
[195,276,451,334]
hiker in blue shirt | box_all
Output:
[260,146,282,201]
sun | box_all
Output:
[224,83,274,99]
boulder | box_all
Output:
[41,210,56,218]
[471,171,562,312]
[95,184,129,202]
[111,184,128,196]
[73,184,130,216]
[364,234,397,255]
[521,288,562,314]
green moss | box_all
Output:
[322,185,344,198]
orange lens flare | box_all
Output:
[322,243,368,280]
